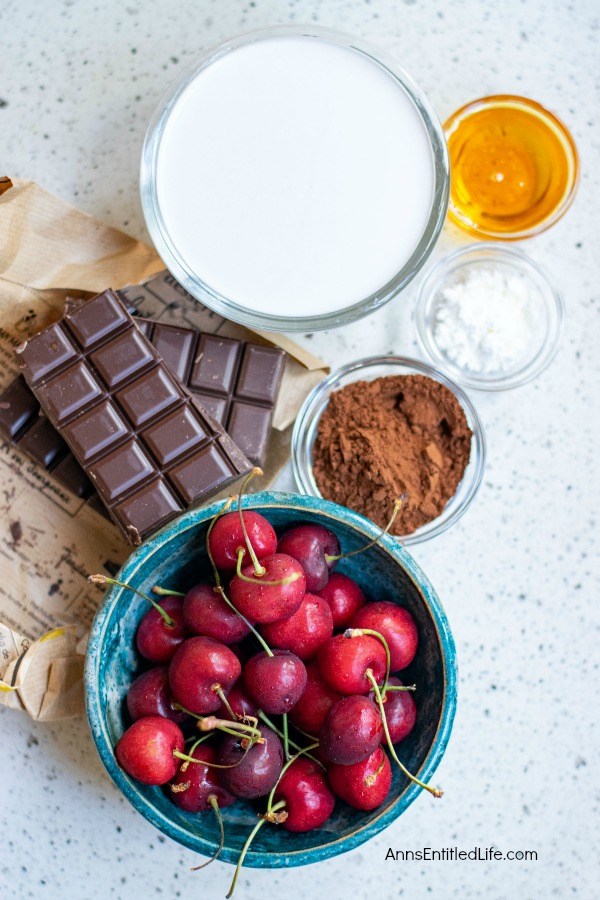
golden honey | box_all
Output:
[444,95,578,239]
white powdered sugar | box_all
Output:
[432,266,541,373]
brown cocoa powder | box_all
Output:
[312,375,472,535]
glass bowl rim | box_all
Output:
[140,24,450,332]
[292,355,486,544]
[415,242,565,391]
[443,93,579,241]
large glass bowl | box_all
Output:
[140,25,449,332]
[292,356,486,544]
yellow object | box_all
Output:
[444,95,578,239]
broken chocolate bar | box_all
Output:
[16,290,251,544]
[132,319,284,467]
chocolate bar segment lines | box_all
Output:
[128,322,285,466]
[0,375,95,499]
[16,291,251,544]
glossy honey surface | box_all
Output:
[445,95,578,239]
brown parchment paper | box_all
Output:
[0,177,328,720]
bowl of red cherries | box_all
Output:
[85,479,456,895]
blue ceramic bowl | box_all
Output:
[85,491,457,868]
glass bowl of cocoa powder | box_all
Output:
[292,356,486,544]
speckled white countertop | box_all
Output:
[1,1,599,898]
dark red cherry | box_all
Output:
[208,511,277,571]
[136,596,187,664]
[260,593,333,660]
[319,695,383,765]
[183,583,250,644]
[317,633,387,695]
[115,716,184,785]
[327,746,392,810]
[126,666,187,725]
[218,726,283,799]
[316,572,366,629]
[229,553,306,624]
[277,524,340,592]
[244,649,307,715]
[289,662,343,735]
[168,637,241,715]
[370,676,417,744]
[273,757,335,832]
[169,744,235,812]
[351,602,418,671]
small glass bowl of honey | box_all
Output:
[444,95,579,240]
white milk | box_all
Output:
[156,36,435,319]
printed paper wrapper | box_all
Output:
[0,177,328,719]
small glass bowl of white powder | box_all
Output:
[415,244,563,390]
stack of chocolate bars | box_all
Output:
[0,277,285,545]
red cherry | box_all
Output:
[274,757,335,832]
[126,666,187,725]
[370,676,417,744]
[351,602,418,671]
[260,593,333,660]
[216,682,259,721]
[229,553,306,624]
[319,695,383,765]
[169,744,235,812]
[243,649,307,715]
[168,637,241,715]
[289,661,343,735]
[316,573,366,629]
[208,511,276,571]
[115,716,184,785]
[136,596,187,664]
[317,633,387,695]
[183,583,250,644]
[327,746,392,810]
[218,726,284,799]
[277,524,340,592]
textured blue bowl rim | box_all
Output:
[85,491,457,868]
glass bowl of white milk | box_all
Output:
[141,26,449,332]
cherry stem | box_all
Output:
[214,584,274,657]
[173,748,251,771]
[324,494,407,563]
[385,684,416,692]
[172,705,263,744]
[205,496,235,589]
[365,670,443,799]
[282,713,290,761]
[237,467,266,577]
[190,795,225,870]
[345,627,391,696]
[198,715,263,744]
[236,546,301,587]
[182,733,212,757]
[257,712,323,768]
[265,742,320,813]
[213,684,237,720]
[291,724,319,743]
[152,586,185,597]
[226,799,287,899]
[88,574,174,627]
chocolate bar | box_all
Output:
[74,276,285,467]
[132,319,284,467]
[0,375,94,498]
[16,290,251,544]
[0,317,284,507]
